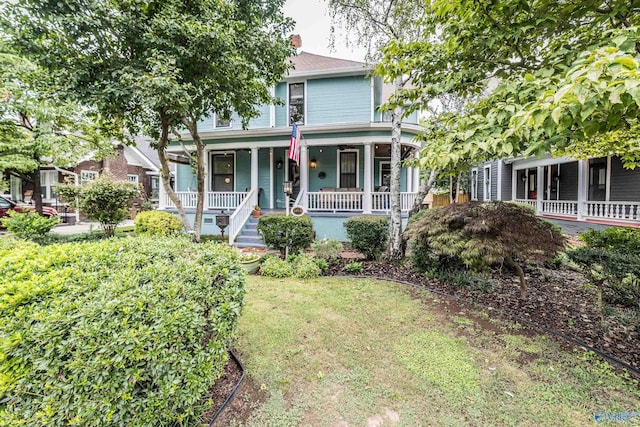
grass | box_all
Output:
[232,276,640,426]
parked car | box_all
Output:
[0,195,58,225]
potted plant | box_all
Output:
[238,250,262,274]
[252,205,261,218]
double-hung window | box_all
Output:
[289,83,305,125]
[471,168,478,201]
[40,170,58,201]
[483,165,491,201]
[127,174,139,184]
[338,151,358,188]
[81,170,98,185]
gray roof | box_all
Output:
[288,51,367,74]
[133,136,161,169]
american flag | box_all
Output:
[288,123,301,164]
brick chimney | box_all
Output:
[290,34,302,49]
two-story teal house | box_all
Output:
[159,52,423,243]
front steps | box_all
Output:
[233,216,267,248]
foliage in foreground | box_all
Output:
[134,210,183,236]
[0,210,59,239]
[58,173,140,237]
[259,253,322,279]
[311,238,344,265]
[344,215,389,260]
[0,236,246,427]
[568,227,640,320]
[257,214,315,257]
[405,202,565,299]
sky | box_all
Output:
[282,0,368,62]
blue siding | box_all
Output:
[307,76,371,125]
[275,83,287,127]
[235,150,251,192]
[249,103,271,129]
[176,163,196,192]
[257,149,271,207]
[308,147,338,191]
[313,216,408,241]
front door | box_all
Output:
[211,154,234,192]
[589,160,607,201]
[339,151,357,188]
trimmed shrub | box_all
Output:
[1,210,59,239]
[578,226,640,252]
[57,173,140,237]
[260,254,294,278]
[0,236,245,426]
[405,202,565,299]
[134,210,183,236]
[344,216,389,260]
[311,238,343,264]
[257,214,314,257]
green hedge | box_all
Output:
[0,210,59,239]
[134,210,183,236]
[0,236,245,426]
[257,214,314,256]
[344,216,389,260]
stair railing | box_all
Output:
[229,188,255,244]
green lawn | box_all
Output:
[231,276,639,426]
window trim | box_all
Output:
[483,165,491,201]
[471,168,478,201]
[337,149,360,189]
[208,151,236,192]
[127,174,139,184]
[287,81,306,126]
[213,113,232,129]
[40,170,59,201]
[378,161,391,187]
[80,170,98,186]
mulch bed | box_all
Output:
[327,259,640,374]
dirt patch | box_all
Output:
[202,352,267,427]
[327,260,640,374]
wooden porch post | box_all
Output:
[536,166,544,214]
[363,142,373,214]
[251,147,259,207]
[300,144,308,210]
[577,159,589,220]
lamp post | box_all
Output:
[284,180,293,216]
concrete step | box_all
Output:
[234,241,268,248]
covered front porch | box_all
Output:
[160,134,422,242]
[510,156,640,224]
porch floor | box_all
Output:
[542,216,640,236]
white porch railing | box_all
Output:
[307,191,363,211]
[229,189,255,244]
[514,199,537,208]
[371,192,419,212]
[584,201,640,221]
[162,191,248,210]
[542,200,578,217]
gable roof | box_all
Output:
[286,51,369,78]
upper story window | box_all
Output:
[127,174,139,184]
[81,170,98,185]
[289,83,305,125]
[214,113,231,128]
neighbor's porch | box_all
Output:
[511,156,640,224]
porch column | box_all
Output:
[577,159,589,220]
[511,167,517,201]
[251,147,259,207]
[406,167,413,193]
[536,166,544,214]
[300,144,308,210]
[363,142,373,214]
[412,157,420,194]
[203,151,209,209]
[269,148,274,209]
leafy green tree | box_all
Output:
[57,173,140,237]
[3,0,294,242]
[328,0,427,260]
[0,47,115,213]
[378,1,640,171]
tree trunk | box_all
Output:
[387,76,404,261]
[156,111,192,234]
[183,117,205,243]
[409,169,438,216]
[449,176,454,204]
[507,256,527,300]
[455,173,461,203]
[31,167,43,215]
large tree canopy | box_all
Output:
[0,46,115,212]
[378,1,640,172]
[2,0,293,240]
